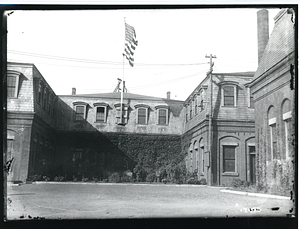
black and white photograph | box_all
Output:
[3,4,296,223]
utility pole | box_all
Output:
[205,54,216,186]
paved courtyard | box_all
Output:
[6,182,293,220]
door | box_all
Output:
[249,146,256,184]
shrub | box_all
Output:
[82,177,89,182]
[146,173,157,183]
[54,175,64,182]
[231,179,250,188]
[133,164,147,182]
[109,172,121,183]
[27,174,42,182]
[43,176,50,181]
[199,178,207,185]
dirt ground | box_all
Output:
[5,182,294,220]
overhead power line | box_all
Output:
[8,50,209,67]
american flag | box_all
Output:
[123,22,138,67]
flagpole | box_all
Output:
[120,18,126,124]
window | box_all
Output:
[268,106,277,160]
[221,85,237,107]
[134,104,149,125]
[190,104,192,119]
[223,146,236,172]
[72,148,83,168]
[94,103,108,123]
[7,71,22,98]
[96,107,105,122]
[155,105,169,125]
[52,98,56,118]
[199,139,204,174]
[158,109,167,125]
[247,87,254,108]
[137,108,146,124]
[73,102,88,121]
[75,106,85,120]
[43,87,47,109]
[194,98,197,115]
[114,103,129,124]
[282,99,292,159]
[200,100,204,111]
[7,75,18,98]
[38,81,43,104]
[48,93,52,114]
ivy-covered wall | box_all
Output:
[51,131,183,181]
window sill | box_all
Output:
[222,172,239,176]
[95,121,106,124]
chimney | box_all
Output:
[167,91,170,99]
[257,9,269,64]
[72,88,76,95]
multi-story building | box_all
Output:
[249,9,295,195]
[6,63,185,182]
[182,71,255,186]
[54,90,185,180]
[6,9,295,192]
[6,62,58,182]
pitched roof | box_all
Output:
[253,9,295,80]
[58,92,184,102]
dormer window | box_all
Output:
[7,71,21,98]
[73,102,88,121]
[155,105,169,125]
[134,104,149,125]
[94,102,109,123]
[221,85,237,107]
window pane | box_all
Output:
[224,146,235,159]
[96,107,105,122]
[224,160,235,172]
[158,109,167,125]
[249,146,255,154]
[224,86,234,106]
[223,146,235,172]
[75,106,85,120]
[7,75,16,97]
[138,108,146,124]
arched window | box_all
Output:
[194,140,198,174]
[268,106,277,160]
[282,99,292,159]
[135,104,149,125]
[155,105,169,125]
[199,138,204,174]
[189,143,193,173]
[94,102,109,123]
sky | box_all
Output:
[6,7,281,101]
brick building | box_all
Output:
[7,62,58,182]
[5,9,295,191]
[6,63,185,182]
[182,71,255,186]
[249,9,296,195]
